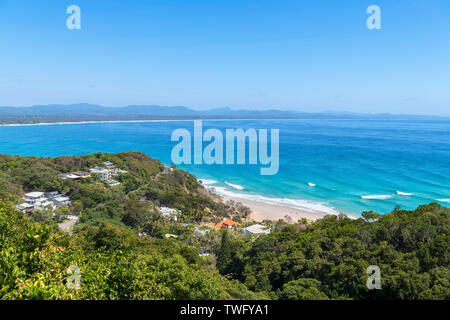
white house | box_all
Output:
[19,190,73,212]
[243,224,271,236]
[16,203,34,212]
[160,207,177,215]
[89,168,112,181]
[53,196,72,206]
[160,207,178,221]
[163,165,174,174]
[35,200,54,211]
[45,191,61,199]
[89,163,127,182]
[24,192,46,204]
[99,169,112,181]
[104,161,115,169]
[89,166,105,173]
[110,168,127,178]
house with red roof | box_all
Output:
[213,218,240,230]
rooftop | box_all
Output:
[64,174,80,179]
[213,218,240,229]
[244,224,270,235]
[54,196,71,202]
[16,203,34,210]
[24,192,45,198]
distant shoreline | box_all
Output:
[0,119,197,127]
[0,118,443,127]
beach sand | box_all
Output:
[222,195,326,222]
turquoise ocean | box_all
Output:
[1,119,449,217]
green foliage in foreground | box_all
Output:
[0,202,264,300]
[215,204,449,300]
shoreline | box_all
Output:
[220,195,326,223]
[0,118,437,127]
[222,194,326,222]
[199,179,342,222]
[0,119,197,127]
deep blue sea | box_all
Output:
[1,120,449,216]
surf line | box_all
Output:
[171,120,279,175]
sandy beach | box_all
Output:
[0,118,385,127]
[0,119,272,127]
[0,119,196,127]
[222,195,326,222]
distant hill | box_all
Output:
[0,103,447,124]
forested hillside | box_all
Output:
[215,204,449,300]
[0,151,233,228]
[0,152,448,300]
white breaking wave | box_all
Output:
[397,191,413,196]
[437,198,450,203]
[211,186,339,215]
[225,181,245,190]
[361,194,393,200]
[198,179,218,186]
[198,177,338,215]
[308,182,316,187]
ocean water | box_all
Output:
[1,119,449,216]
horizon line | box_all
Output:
[1,103,449,118]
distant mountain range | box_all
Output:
[0,104,447,124]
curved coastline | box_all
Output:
[0,119,196,127]
[198,178,346,222]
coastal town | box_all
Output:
[58,160,128,187]
[15,161,128,214]
[16,191,71,213]
[14,159,272,242]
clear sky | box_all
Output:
[0,0,449,115]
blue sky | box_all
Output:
[0,0,449,115]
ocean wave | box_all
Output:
[308,182,316,187]
[437,198,450,203]
[199,177,339,215]
[396,191,413,196]
[211,186,339,215]
[361,194,393,200]
[198,179,218,186]
[225,181,245,190]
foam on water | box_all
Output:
[225,181,245,190]
[198,179,218,186]
[361,195,393,200]
[205,181,339,215]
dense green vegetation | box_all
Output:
[215,204,449,300]
[0,202,263,299]
[0,152,448,300]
